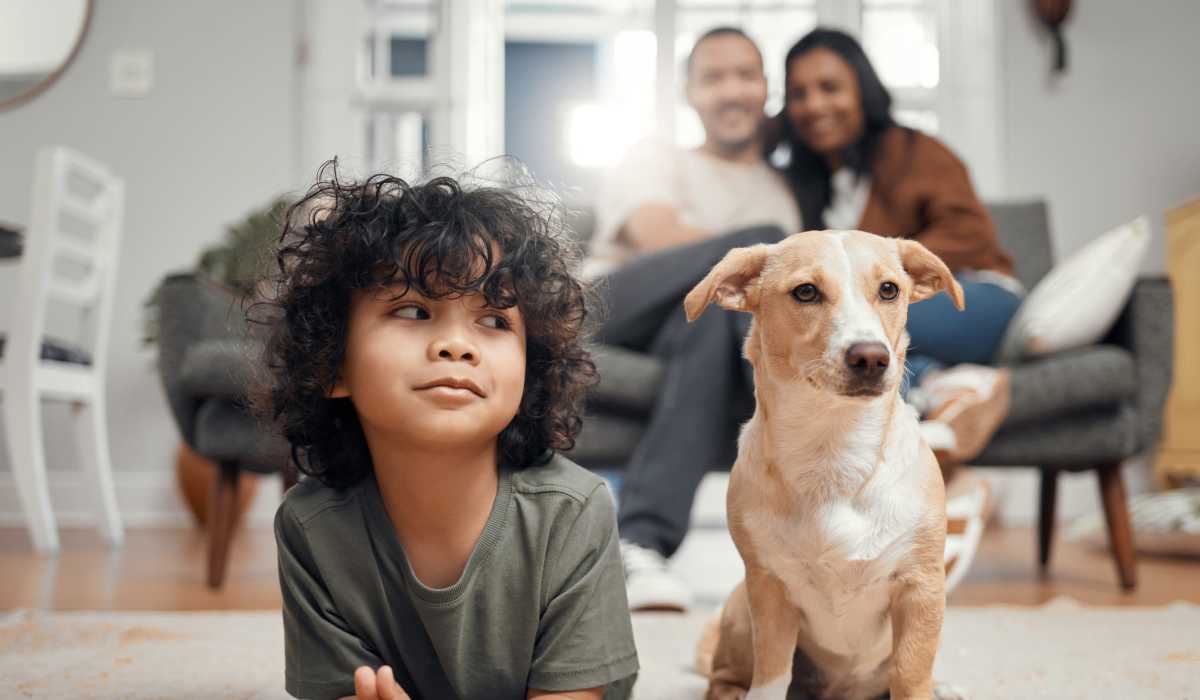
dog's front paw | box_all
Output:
[932,682,969,700]
[705,681,747,700]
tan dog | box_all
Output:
[686,230,965,700]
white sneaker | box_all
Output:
[620,539,692,612]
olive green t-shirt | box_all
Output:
[275,454,639,700]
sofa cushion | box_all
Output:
[987,200,1054,291]
[193,399,289,473]
[1003,344,1137,427]
[589,344,664,416]
[996,216,1150,362]
[566,412,646,469]
[977,403,1139,469]
[179,339,259,401]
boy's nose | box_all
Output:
[430,337,479,365]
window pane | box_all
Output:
[861,4,938,89]
[504,41,599,180]
[389,37,428,76]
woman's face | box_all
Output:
[785,47,866,161]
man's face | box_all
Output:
[686,34,768,154]
[331,284,527,452]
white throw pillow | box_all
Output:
[995,215,1151,362]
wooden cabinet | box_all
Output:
[1156,196,1200,486]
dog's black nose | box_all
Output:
[845,342,890,381]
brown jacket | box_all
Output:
[858,127,1013,275]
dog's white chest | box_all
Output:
[754,494,917,617]
[745,474,924,696]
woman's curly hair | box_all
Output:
[253,160,597,490]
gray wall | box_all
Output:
[1000,0,1200,273]
[0,0,298,474]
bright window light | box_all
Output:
[567,29,656,168]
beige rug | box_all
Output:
[2,600,1198,699]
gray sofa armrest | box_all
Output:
[179,339,261,403]
[1103,277,1173,452]
[589,344,664,416]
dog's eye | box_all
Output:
[879,282,899,301]
[791,284,820,304]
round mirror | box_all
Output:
[0,0,93,111]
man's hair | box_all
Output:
[253,160,597,489]
[685,26,763,78]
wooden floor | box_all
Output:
[1,524,1198,610]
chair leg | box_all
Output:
[72,397,124,547]
[1097,462,1138,591]
[3,382,59,552]
[206,461,240,589]
[1037,468,1058,569]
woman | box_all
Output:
[772,28,1022,470]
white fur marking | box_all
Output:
[828,236,889,364]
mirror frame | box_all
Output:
[0,0,94,112]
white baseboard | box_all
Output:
[0,469,284,530]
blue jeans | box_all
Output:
[904,278,1023,392]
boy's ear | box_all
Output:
[683,244,771,321]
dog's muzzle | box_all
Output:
[842,341,890,396]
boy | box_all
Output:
[260,164,638,700]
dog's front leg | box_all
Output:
[744,568,801,700]
[888,567,945,700]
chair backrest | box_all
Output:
[985,199,1054,291]
[8,147,125,377]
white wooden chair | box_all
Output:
[0,147,125,552]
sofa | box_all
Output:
[565,201,1174,591]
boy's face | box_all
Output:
[332,284,527,453]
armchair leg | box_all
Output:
[206,462,240,590]
[1097,462,1137,591]
[1037,468,1058,569]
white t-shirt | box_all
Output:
[824,167,872,231]
[586,141,802,278]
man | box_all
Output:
[588,27,801,611]
[588,26,800,274]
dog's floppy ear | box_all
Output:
[684,244,770,321]
[898,239,965,310]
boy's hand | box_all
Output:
[345,665,411,700]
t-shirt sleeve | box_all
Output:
[528,483,639,694]
[275,503,382,700]
[591,141,677,257]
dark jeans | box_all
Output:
[596,228,1021,558]
[595,226,783,558]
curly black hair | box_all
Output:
[253,160,597,490]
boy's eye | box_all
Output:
[480,314,510,330]
[392,305,429,320]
